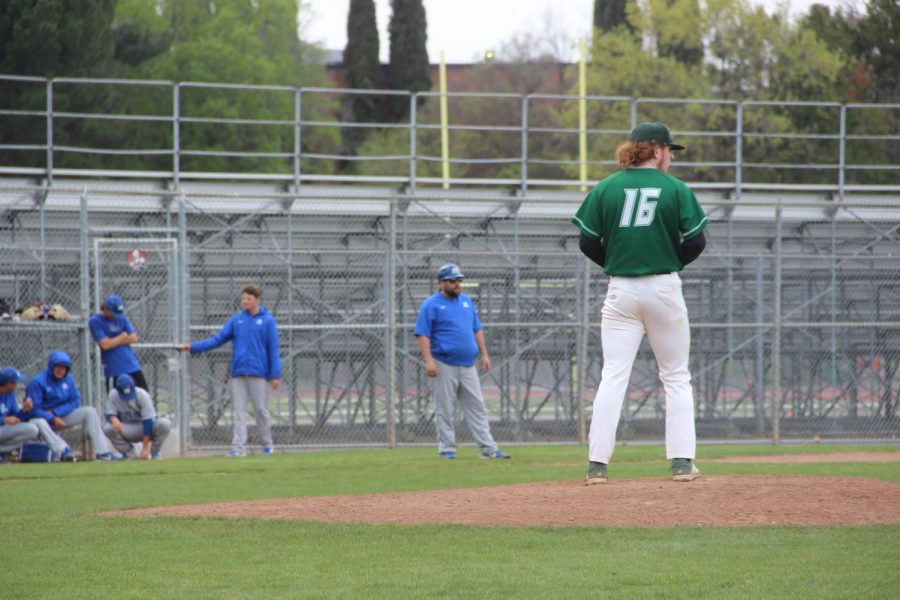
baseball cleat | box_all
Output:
[60,447,77,462]
[226,449,247,457]
[262,446,274,455]
[480,449,511,459]
[585,461,608,485]
[95,452,124,461]
[150,451,161,460]
[440,450,456,460]
[671,458,701,482]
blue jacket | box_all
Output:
[0,389,25,423]
[25,351,82,420]
[191,307,282,379]
[88,312,141,377]
[414,292,483,367]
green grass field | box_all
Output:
[2,444,898,599]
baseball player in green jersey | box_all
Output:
[572,122,708,484]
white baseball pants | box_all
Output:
[588,272,696,464]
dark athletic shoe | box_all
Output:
[671,458,701,482]
[585,461,608,485]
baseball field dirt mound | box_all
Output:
[710,451,900,464]
[110,476,900,528]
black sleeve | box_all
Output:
[579,233,606,268]
[680,231,706,266]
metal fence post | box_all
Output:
[736,103,743,201]
[521,94,528,195]
[386,196,398,447]
[772,203,783,444]
[409,93,417,193]
[46,78,53,183]
[178,190,189,454]
[294,89,301,191]
[838,104,846,202]
[577,256,591,445]
[79,190,94,408]
[173,83,180,186]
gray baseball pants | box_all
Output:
[232,376,272,453]
[102,417,172,454]
[431,359,498,455]
[60,406,110,455]
[28,418,70,455]
[0,422,39,452]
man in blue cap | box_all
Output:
[414,264,510,460]
[0,367,76,462]
[89,294,148,395]
[103,374,170,460]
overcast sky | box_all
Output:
[302,0,864,63]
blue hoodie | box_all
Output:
[25,351,82,420]
[190,307,281,379]
[0,389,25,423]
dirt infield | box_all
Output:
[711,451,900,464]
[113,464,900,528]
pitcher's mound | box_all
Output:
[112,476,900,527]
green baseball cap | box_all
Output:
[630,122,685,151]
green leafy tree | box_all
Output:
[594,0,632,33]
[110,0,338,175]
[342,0,381,156]
[387,0,430,121]
[652,0,704,66]
[0,0,117,169]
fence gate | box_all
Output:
[93,238,184,453]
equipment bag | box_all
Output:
[19,442,55,463]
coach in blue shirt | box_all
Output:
[89,295,147,394]
[415,264,510,461]
[178,284,281,457]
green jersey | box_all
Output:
[571,168,708,276]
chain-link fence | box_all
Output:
[1,183,897,453]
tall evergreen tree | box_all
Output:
[0,0,117,169]
[0,0,116,76]
[342,0,381,154]
[654,0,704,66]
[594,0,631,32]
[387,0,430,121]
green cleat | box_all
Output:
[585,461,608,485]
[671,458,701,482]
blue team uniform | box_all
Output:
[414,292,483,367]
[190,306,281,379]
[88,312,141,378]
[25,351,82,420]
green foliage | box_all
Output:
[387,0,430,120]
[0,0,116,77]
[649,0,704,66]
[342,0,382,156]
[119,0,339,174]
[0,445,898,599]
[594,0,631,32]
[0,0,117,169]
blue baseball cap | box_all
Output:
[437,264,465,281]
[105,295,125,313]
[115,374,137,400]
[0,367,28,386]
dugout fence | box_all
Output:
[0,182,897,452]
